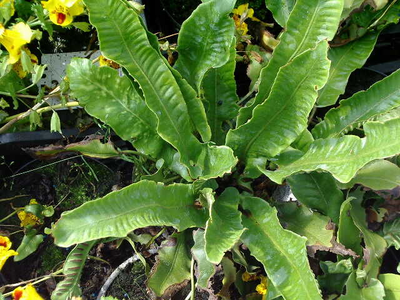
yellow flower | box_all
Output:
[99,55,120,69]
[41,0,84,27]
[17,210,42,227]
[0,22,33,64]
[0,0,15,17]
[232,3,265,36]
[12,284,44,300]
[233,4,256,20]
[256,275,268,295]
[0,236,18,270]
[13,47,39,78]
[242,271,258,282]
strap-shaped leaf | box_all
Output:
[52,241,96,300]
[237,0,343,126]
[67,58,164,158]
[147,232,192,297]
[192,229,216,289]
[141,17,212,143]
[313,69,400,139]
[287,172,344,224]
[145,25,212,143]
[203,40,239,145]
[265,0,296,27]
[261,118,400,184]
[317,31,380,107]
[204,188,244,264]
[84,0,237,180]
[52,180,208,247]
[174,0,236,92]
[240,196,322,300]
[227,41,330,174]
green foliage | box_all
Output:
[240,196,322,300]
[30,0,400,299]
[262,119,400,184]
[147,232,192,297]
[317,259,353,294]
[350,191,387,283]
[205,188,244,264]
[265,0,296,26]
[14,229,44,262]
[237,0,344,126]
[227,41,330,177]
[52,180,208,247]
[203,40,239,145]
[52,241,96,300]
[277,202,334,247]
[337,198,363,255]
[383,219,400,250]
[84,0,237,180]
[174,0,236,92]
[341,272,385,299]
[287,172,344,224]
[313,69,400,139]
[341,160,400,190]
[317,31,380,107]
[379,274,400,299]
[192,230,215,288]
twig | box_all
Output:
[2,269,63,296]
[158,32,179,40]
[96,248,158,300]
[0,195,30,203]
[0,87,66,134]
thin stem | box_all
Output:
[2,269,63,296]
[2,101,79,124]
[121,150,156,162]
[0,195,29,203]
[0,209,21,224]
[4,155,82,179]
[125,237,148,274]
[9,230,24,236]
[0,92,38,99]
[0,86,62,133]
[81,156,99,182]
[158,32,179,40]
[145,227,166,249]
